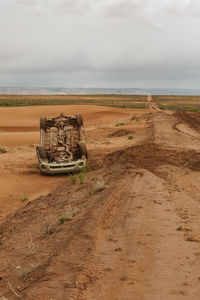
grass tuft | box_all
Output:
[59,216,72,224]
[59,205,79,224]
[20,195,28,202]
[39,215,58,237]
[69,164,90,184]
[90,177,106,194]
[0,145,7,153]
[115,121,125,127]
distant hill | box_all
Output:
[0,87,200,95]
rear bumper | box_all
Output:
[38,159,86,174]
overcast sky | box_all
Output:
[0,0,200,89]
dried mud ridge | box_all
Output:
[174,111,200,132]
[105,142,200,172]
[1,111,200,299]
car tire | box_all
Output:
[76,113,83,126]
[40,117,46,129]
[78,142,88,159]
[37,146,47,160]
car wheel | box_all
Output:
[40,117,46,129]
[37,146,47,160]
[78,142,88,159]
[76,113,83,126]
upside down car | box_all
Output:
[36,113,88,174]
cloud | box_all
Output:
[166,0,200,17]
[16,0,90,14]
[14,0,200,30]
[1,0,200,88]
[15,0,200,18]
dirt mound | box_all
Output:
[107,129,133,138]
[1,141,200,299]
[0,161,131,299]
[105,143,200,173]
[174,111,200,131]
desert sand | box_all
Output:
[0,101,200,299]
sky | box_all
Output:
[0,0,200,89]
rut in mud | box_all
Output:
[0,110,200,300]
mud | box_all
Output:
[0,106,200,299]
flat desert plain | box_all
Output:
[0,101,200,300]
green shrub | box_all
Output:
[59,216,71,224]
[69,165,89,185]
[70,174,77,184]
[0,145,7,153]
[79,173,85,184]
[82,163,90,173]
[20,195,28,202]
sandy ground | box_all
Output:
[0,105,145,220]
[0,101,200,299]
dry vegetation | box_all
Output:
[1,94,200,111]
[0,94,147,109]
[153,95,200,111]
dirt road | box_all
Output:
[83,112,200,300]
[0,106,200,299]
[146,95,160,111]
